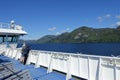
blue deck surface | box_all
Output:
[0,55,70,80]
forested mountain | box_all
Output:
[36,26,120,43]
[36,35,57,43]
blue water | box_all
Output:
[18,43,120,56]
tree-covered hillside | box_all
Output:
[36,26,120,43]
[37,35,57,43]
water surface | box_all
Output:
[18,43,120,56]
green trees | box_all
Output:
[37,26,120,43]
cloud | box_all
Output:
[61,30,65,33]
[56,32,60,35]
[61,28,70,33]
[48,27,56,31]
[116,15,120,19]
[55,28,70,35]
[104,14,111,18]
[97,14,111,22]
[97,16,103,22]
[116,22,120,26]
[109,24,115,28]
[66,28,70,31]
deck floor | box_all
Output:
[0,55,71,80]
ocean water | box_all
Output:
[18,43,120,56]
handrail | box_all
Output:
[4,48,120,80]
[0,22,23,30]
[0,22,10,29]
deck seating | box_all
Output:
[4,70,32,80]
[0,62,32,80]
[0,62,14,70]
[0,62,17,79]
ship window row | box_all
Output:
[0,36,19,43]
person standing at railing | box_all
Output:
[20,43,30,65]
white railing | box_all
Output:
[0,43,17,55]
[0,44,6,54]
[0,22,10,29]
[4,48,120,80]
[4,48,22,60]
[0,22,23,30]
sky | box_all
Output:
[0,0,120,40]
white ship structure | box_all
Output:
[0,21,119,80]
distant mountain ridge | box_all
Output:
[36,35,57,43]
[28,26,120,43]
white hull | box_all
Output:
[3,48,120,80]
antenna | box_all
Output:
[11,20,15,24]
[10,20,15,29]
